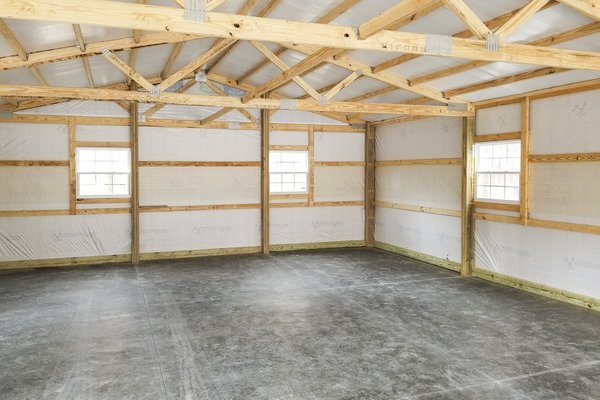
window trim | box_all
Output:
[75,147,132,199]
[269,150,309,195]
[473,139,521,205]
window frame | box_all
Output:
[474,139,521,205]
[75,147,132,199]
[269,150,309,195]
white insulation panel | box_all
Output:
[314,167,364,202]
[270,206,364,245]
[0,123,68,160]
[475,220,600,300]
[315,133,365,162]
[375,207,461,264]
[376,117,462,161]
[139,167,260,206]
[140,210,261,253]
[0,167,69,210]
[76,125,130,142]
[0,214,130,261]
[476,103,521,135]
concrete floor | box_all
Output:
[1,248,599,400]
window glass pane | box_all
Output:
[269,151,308,193]
[474,141,520,203]
[76,148,131,198]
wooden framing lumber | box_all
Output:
[376,158,462,166]
[520,97,530,224]
[461,116,475,277]
[68,123,76,214]
[139,161,260,167]
[0,84,475,117]
[102,49,155,93]
[144,79,196,118]
[358,0,440,39]
[473,132,522,142]
[375,241,461,272]
[260,108,270,254]
[204,80,257,123]
[474,201,520,212]
[322,70,362,102]
[130,91,140,264]
[557,0,600,21]
[365,122,375,247]
[495,0,551,40]
[375,201,461,218]
[529,152,600,162]
[249,40,320,101]
[0,160,69,166]
[308,125,315,206]
[4,1,600,71]
[441,0,491,39]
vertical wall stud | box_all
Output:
[520,97,530,225]
[130,85,140,264]
[461,116,475,276]
[308,125,315,206]
[68,122,76,215]
[365,122,376,247]
[261,108,270,254]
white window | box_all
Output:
[474,141,520,202]
[270,151,308,193]
[76,148,131,198]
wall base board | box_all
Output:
[139,246,261,261]
[474,267,600,312]
[0,254,131,271]
[374,241,461,272]
[270,240,365,252]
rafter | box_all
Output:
[72,24,95,88]
[3,1,598,72]
[132,0,147,44]
[249,40,320,101]
[205,80,257,123]
[0,84,475,117]
[242,47,339,103]
[441,0,490,39]
[322,70,362,102]
[159,38,237,91]
[495,0,551,40]
[144,79,196,118]
[410,21,600,86]
[160,42,185,80]
[371,1,558,74]
[557,0,600,21]
[102,49,155,93]
[358,0,439,39]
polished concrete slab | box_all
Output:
[0,248,599,399]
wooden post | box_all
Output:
[520,97,530,225]
[461,116,475,276]
[308,125,315,206]
[365,122,376,247]
[68,122,76,215]
[130,84,140,264]
[261,108,270,254]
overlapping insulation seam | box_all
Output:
[0,103,365,265]
[374,89,600,304]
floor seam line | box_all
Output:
[135,266,171,400]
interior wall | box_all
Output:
[0,104,366,265]
[474,89,600,300]
[374,117,463,266]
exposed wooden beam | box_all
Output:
[0,19,27,59]
[441,0,490,39]
[102,49,155,93]
[144,78,196,118]
[371,1,558,74]
[557,0,600,21]
[82,57,95,88]
[410,20,600,86]
[200,107,234,124]
[4,1,599,71]
[0,84,475,116]
[249,40,320,101]
[72,24,86,51]
[133,0,146,44]
[495,0,551,40]
[205,80,257,123]
[260,107,270,254]
[72,25,95,88]
[237,0,360,84]
[130,82,140,264]
[158,38,236,91]
[160,42,185,80]
[242,47,339,103]
[461,116,475,276]
[364,122,375,247]
[359,0,439,39]
[127,48,139,87]
[322,70,362,102]
[445,66,567,97]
